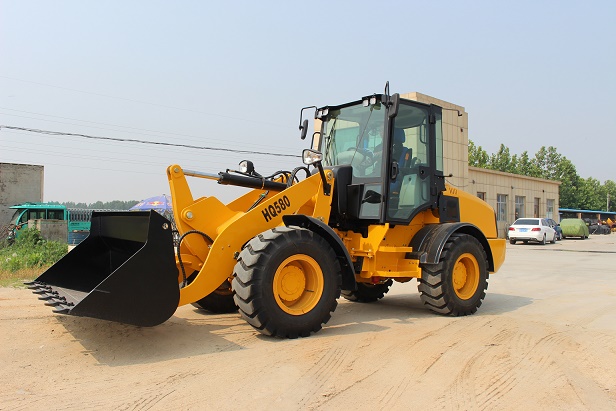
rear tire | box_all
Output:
[342,280,393,302]
[232,227,341,338]
[418,234,488,316]
[509,239,516,245]
[191,279,238,313]
[541,234,546,245]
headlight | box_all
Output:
[239,160,254,174]
[302,149,323,165]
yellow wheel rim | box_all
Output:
[452,253,480,300]
[273,254,324,315]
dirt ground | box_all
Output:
[1,234,615,410]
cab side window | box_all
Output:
[387,104,431,221]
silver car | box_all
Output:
[508,218,557,245]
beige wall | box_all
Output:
[469,167,560,238]
[402,92,469,188]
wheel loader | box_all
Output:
[26,88,506,338]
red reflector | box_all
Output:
[531,228,541,231]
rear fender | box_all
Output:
[283,215,356,291]
[409,223,497,272]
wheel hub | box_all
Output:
[453,265,468,288]
[273,254,324,315]
[278,265,306,301]
[452,253,480,300]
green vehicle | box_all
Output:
[7,203,94,244]
[559,218,589,239]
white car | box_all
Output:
[508,218,557,245]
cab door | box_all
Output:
[384,101,443,224]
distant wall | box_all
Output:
[0,162,44,226]
[29,219,68,243]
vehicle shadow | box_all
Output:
[55,292,531,366]
[56,309,246,367]
[324,292,532,333]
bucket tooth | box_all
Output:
[33,288,51,294]
[52,305,71,314]
[38,292,59,301]
[45,297,66,307]
[25,280,40,287]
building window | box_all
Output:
[515,196,525,219]
[546,199,554,219]
[477,192,486,201]
[497,194,507,221]
[534,198,540,218]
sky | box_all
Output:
[1,1,614,204]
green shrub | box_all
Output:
[0,228,67,272]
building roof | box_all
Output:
[469,166,561,185]
[559,208,616,216]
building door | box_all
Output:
[534,198,540,217]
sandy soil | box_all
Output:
[1,234,615,410]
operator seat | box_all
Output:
[390,128,409,196]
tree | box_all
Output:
[577,177,603,210]
[468,140,489,167]
[517,151,541,178]
[599,180,616,212]
[489,144,516,173]
[555,158,581,209]
[532,146,562,180]
[54,200,139,210]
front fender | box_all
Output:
[283,215,356,291]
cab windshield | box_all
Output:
[321,102,385,177]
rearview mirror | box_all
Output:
[388,93,400,118]
[300,119,309,140]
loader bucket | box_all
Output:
[26,211,180,327]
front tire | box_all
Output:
[418,234,489,316]
[232,227,341,338]
[342,280,393,302]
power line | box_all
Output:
[0,107,299,152]
[1,132,290,171]
[0,125,301,158]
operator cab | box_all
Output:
[313,94,445,231]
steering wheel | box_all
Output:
[336,147,374,171]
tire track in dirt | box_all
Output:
[283,343,352,409]
[436,319,614,410]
